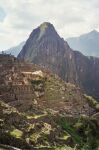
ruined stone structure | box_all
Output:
[0,54,37,111]
[0,54,96,116]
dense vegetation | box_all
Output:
[0,100,99,150]
[58,116,99,150]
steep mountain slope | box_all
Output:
[18,22,99,101]
[0,54,99,150]
[2,41,25,57]
[67,30,99,57]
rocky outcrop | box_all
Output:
[18,22,99,101]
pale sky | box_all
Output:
[0,0,99,50]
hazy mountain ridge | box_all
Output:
[1,41,25,57]
[67,30,99,57]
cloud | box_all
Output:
[0,0,99,50]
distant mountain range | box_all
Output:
[67,30,99,57]
[18,22,99,101]
[1,41,25,57]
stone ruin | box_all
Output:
[0,54,96,116]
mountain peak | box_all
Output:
[84,29,99,40]
[37,22,57,40]
[79,30,99,38]
[39,22,54,29]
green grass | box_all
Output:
[26,113,47,119]
[84,94,99,111]
[58,118,83,146]
[30,132,41,143]
[10,129,23,139]
[54,146,73,150]
[58,116,99,150]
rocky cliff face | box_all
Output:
[18,22,99,101]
